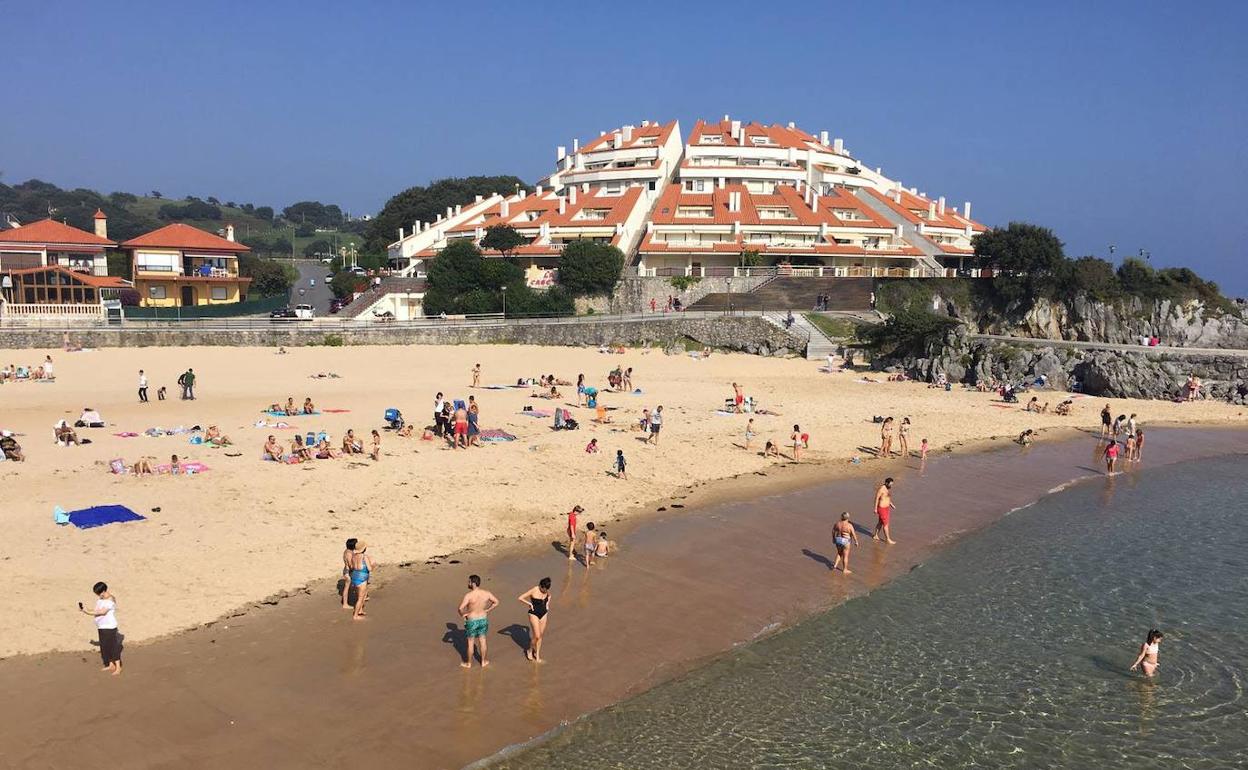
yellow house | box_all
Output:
[122,223,252,307]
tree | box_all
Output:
[253,206,273,222]
[365,175,530,254]
[1116,257,1155,295]
[295,223,316,238]
[1065,256,1119,301]
[557,240,625,297]
[282,201,344,229]
[150,191,162,199]
[239,254,297,297]
[740,247,764,267]
[330,271,368,299]
[426,240,485,298]
[206,196,220,205]
[973,222,1066,306]
[480,225,527,258]
[303,239,334,257]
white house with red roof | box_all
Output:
[0,210,115,275]
[122,223,252,307]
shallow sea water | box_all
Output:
[496,454,1248,769]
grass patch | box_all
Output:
[804,313,857,339]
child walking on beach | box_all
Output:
[615,449,627,480]
[80,581,122,675]
[583,522,598,567]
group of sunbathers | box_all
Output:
[264,428,380,463]
[1,356,54,383]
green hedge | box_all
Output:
[125,294,288,319]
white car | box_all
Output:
[294,304,315,319]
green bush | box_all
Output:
[858,306,959,358]
[558,241,625,296]
[322,334,345,347]
[668,275,701,292]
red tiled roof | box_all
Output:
[864,188,986,232]
[579,121,678,154]
[687,119,825,151]
[6,265,130,288]
[649,184,896,230]
[121,223,250,252]
[447,188,644,234]
[0,218,115,247]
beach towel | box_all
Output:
[519,410,552,418]
[484,385,510,390]
[113,432,139,438]
[66,505,145,529]
[322,408,351,414]
[265,409,319,418]
[155,461,210,474]
[479,429,517,442]
[714,410,736,416]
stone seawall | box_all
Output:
[577,276,771,315]
[0,316,806,357]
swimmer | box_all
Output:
[1129,629,1163,677]
[518,577,552,662]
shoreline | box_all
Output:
[2,425,1243,770]
[3,410,1240,663]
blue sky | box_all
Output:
[4,1,1246,291]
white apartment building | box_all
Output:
[387,117,986,279]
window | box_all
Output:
[694,180,706,192]
[149,285,167,300]
[750,136,772,146]
[675,206,714,218]
[648,180,657,191]
[575,209,609,221]
[700,134,722,144]
[210,286,228,300]
[758,207,794,220]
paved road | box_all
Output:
[968,333,1248,359]
[288,259,334,313]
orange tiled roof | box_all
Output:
[6,265,130,288]
[447,188,644,234]
[0,218,115,247]
[687,119,825,151]
[578,121,678,154]
[121,223,250,252]
[649,184,896,230]
[864,188,986,232]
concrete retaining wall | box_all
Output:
[577,276,771,315]
[0,316,806,357]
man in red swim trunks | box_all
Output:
[873,477,897,544]
[453,405,469,449]
[564,505,583,561]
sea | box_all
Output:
[496,454,1248,769]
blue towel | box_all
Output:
[67,505,146,529]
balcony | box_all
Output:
[135,263,239,279]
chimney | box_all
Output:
[569,186,578,205]
[455,204,462,214]
[414,220,421,233]
[225,223,235,242]
[723,113,730,122]
[892,190,902,204]
[819,130,829,146]
[937,196,946,215]
[622,125,634,142]
[582,182,589,193]
[833,137,844,154]
[559,197,567,215]
[730,120,741,138]
[642,120,650,127]
[573,138,580,152]
[788,121,796,129]
[518,189,527,200]
[535,185,543,195]
[500,199,510,218]
[446,206,454,219]
[612,133,623,149]
[963,201,972,219]
[93,208,108,239]
[557,145,567,161]
[398,226,405,240]
[927,201,936,219]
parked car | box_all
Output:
[349,266,367,276]
[294,304,314,319]
[329,298,346,314]
[269,306,297,319]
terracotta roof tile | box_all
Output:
[0,219,115,247]
[121,223,250,252]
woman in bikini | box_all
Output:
[898,417,911,458]
[879,417,894,457]
[790,424,803,461]
[348,543,372,619]
[369,430,382,461]
[1129,629,1163,676]
[518,577,552,662]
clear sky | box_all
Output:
[4,1,1245,291]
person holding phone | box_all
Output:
[80,582,122,675]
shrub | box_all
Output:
[557,241,624,296]
[669,275,702,292]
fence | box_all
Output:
[123,294,288,319]
[636,265,995,279]
[0,303,104,318]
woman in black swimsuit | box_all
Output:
[518,577,552,662]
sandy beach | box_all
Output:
[1,426,1243,770]
[0,342,1244,660]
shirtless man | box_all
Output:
[452,404,469,449]
[471,363,481,388]
[873,477,897,544]
[263,435,284,462]
[832,512,860,573]
[732,382,745,413]
[458,575,499,668]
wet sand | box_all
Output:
[1,426,1242,769]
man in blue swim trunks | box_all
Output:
[458,574,499,668]
[832,512,860,574]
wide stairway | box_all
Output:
[687,277,874,312]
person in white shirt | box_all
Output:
[78,408,104,428]
[138,370,149,403]
[41,355,54,379]
[80,581,122,675]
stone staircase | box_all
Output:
[763,311,839,360]
[687,277,873,312]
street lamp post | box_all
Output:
[501,286,507,318]
[726,277,733,315]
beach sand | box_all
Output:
[0,343,1242,659]
[0,426,1243,770]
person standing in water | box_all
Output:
[458,574,499,668]
[340,537,358,608]
[348,542,372,619]
[564,505,583,560]
[832,512,860,574]
[1104,440,1120,474]
[80,581,122,675]
[1129,629,1163,677]
[873,477,897,544]
[518,577,552,662]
